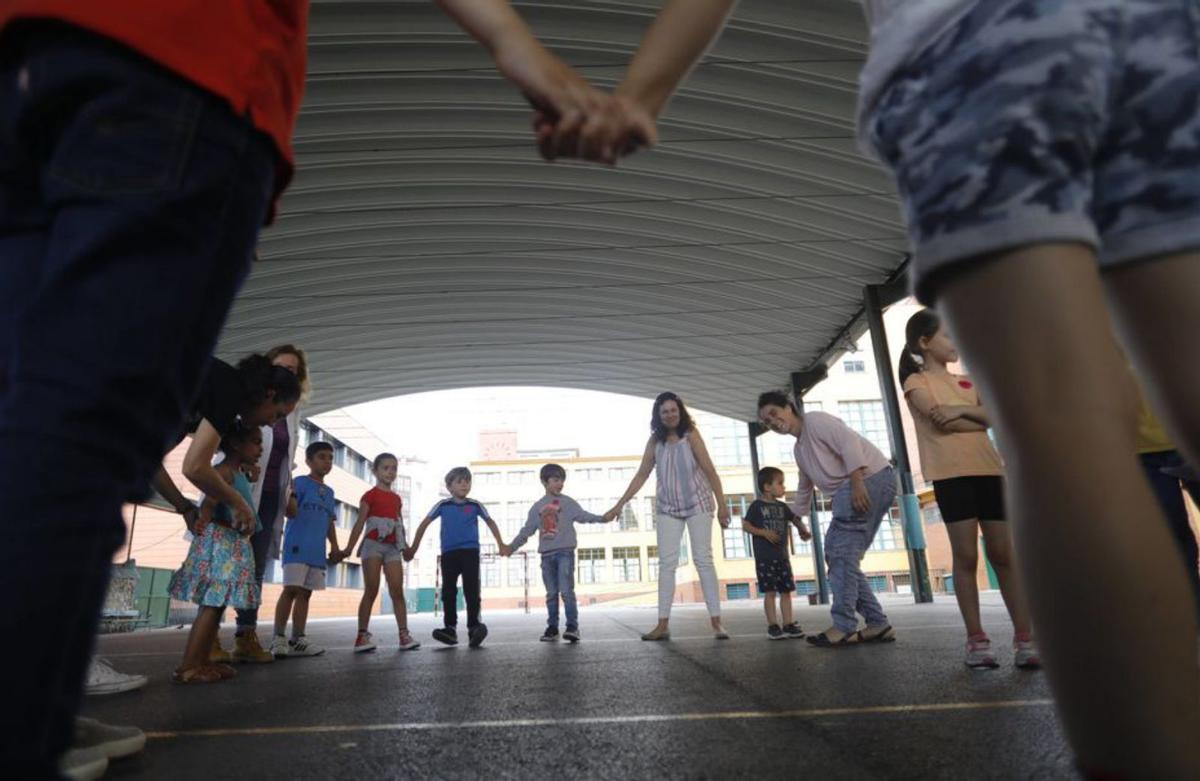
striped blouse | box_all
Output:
[654,436,716,519]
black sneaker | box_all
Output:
[432,627,458,646]
[562,627,580,643]
[540,627,559,642]
[767,624,785,641]
[783,623,806,639]
[468,622,488,648]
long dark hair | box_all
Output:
[899,308,941,386]
[236,354,302,410]
[650,391,695,442]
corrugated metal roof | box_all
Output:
[217,0,905,421]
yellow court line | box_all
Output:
[146,699,1056,740]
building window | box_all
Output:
[578,548,606,584]
[507,556,528,588]
[333,442,347,468]
[867,575,889,592]
[838,400,891,457]
[869,502,903,551]
[644,497,656,530]
[795,579,817,595]
[843,359,866,374]
[612,546,641,582]
[619,502,639,531]
[790,525,812,556]
[647,545,659,582]
[481,545,501,587]
[922,504,942,526]
[725,583,751,600]
[722,527,751,559]
[345,562,362,589]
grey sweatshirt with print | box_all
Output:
[509,494,607,554]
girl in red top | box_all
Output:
[343,453,419,652]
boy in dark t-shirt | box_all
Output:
[744,467,812,640]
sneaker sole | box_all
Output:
[767,634,787,641]
[92,733,148,760]
[289,649,325,657]
[468,627,488,648]
[61,753,108,781]
[398,643,421,651]
[563,637,580,644]
[540,637,558,642]
[966,660,1000,669]
[84,678,148,696]
[354,645,377,654]
[432,634,458,646]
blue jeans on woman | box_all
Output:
[541,550,578,630]
[0,21,276,777]
[824,467,898,634]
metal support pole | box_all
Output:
[791,369,830,605]
[747,421,763,498]
[523,551,530,614]
[864,284,934,604]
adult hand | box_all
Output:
[851,479,870,515]
[717,503,731,528]
[602,509,618,523]
[191,505,212,537]
[403,547,415,562]
[233,495,256,535]
[182,505,201,534]
[532,93,657,163]
[499,543,512,557]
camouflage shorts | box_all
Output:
[866,0,1200,304]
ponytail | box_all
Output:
[899,308,941,386]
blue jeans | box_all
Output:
[825,467,898,634]
[541,550,578,630]
[0,22,276,776]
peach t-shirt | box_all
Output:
[902,371,1003,482]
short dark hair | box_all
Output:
[756,390,797,415]
[540,463,566,483]
[650,391,695,442]
[444,466,472,487]
[373,452,397,471]
[235,353,302,409]
[757,466,784,493]
[306,441,333,460]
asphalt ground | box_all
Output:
[84,594,1076,780]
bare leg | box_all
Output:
[764,592,778,626]
[980,521,1034,636]
[384,559,408,631]
[292,590,311,638]
[780,591,793,625]
[359,557,382,632]
[938,244,1200,777]
[944,520,984,636]
[181,607,221,670]
[273,587,296,637]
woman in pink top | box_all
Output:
[900,309,1037,671]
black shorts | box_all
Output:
[755,558,795,593]
[932,476,1005,523]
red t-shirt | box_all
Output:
[1,1,309,203]
[362,487,402,521]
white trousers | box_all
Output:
[656,511,721,618]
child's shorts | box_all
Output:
[282,562,326,591]
[755,557,795,594]
[865,0,1200,304]
[358,538,406,564]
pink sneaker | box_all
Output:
[354,631,377,653]
[398,628,421,651]
[965,634,998,669]
[1014,635,1041,669]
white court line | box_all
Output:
[146,699,1055,740]
[96,622,986,658]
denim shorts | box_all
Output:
[866,0,1200,304]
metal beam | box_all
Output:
[790,370,830,605]
[863,284,934,604]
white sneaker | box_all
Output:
[288,636,324,657]
[85,658,148,696]
[74,716,146,760]
[1014,637,1042,670]
[965,635,998,669]
[59,746,108,781]
[269,635,290,659]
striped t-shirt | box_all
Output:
[654,436,716,519]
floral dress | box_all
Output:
[169,471,258,609]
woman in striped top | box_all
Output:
[610,392,731,641]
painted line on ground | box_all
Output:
[145,699,1055,740]
[96,622,994,657]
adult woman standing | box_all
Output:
[610,392,731,641]
[229,344,310,663]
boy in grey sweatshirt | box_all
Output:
[507,464,615,642]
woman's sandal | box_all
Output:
[641,627,671,641]
[860,625,897,643]
[173,666,224,684]
[805,629,861,648]
[205,663,238,679]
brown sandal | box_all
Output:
[204,663,238,679]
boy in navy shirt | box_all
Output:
[407,467,508,647]
[271,442,345,658]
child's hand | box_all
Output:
[602,509,618,523]
[760,529,781,546]
[241,463,262,483]
[499,544,512,557]
[232,495,256,535]
[403,547,415,562]
[797,524,813,542]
